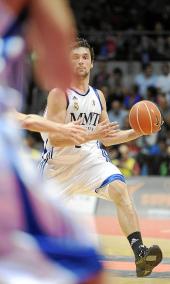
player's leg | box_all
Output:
[107,180,162,277]
[108,180,140,236]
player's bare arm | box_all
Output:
[13,111,61,132]
[12,109,86,145]
[84,119,120,142]
[98,90,142,146]
[47,88,87,146]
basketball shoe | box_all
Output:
[135,245,163,277]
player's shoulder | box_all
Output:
[48,88,67,105]
[48,87,65,98]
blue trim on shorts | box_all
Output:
[38,158,48,176]
[95,174,126,193]
[39,141,53,176]
[96,141,111,162]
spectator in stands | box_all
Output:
[100,85,111,111]
[161,145,170,176]
[105,36,117,59]
[134,63,158,97]
[138,36,153,64]
[108,99,128,128]
[92,60,110,89]
[124,84,143,109]
[157,93,170,122]
[164,36,170,60]
[122,114,131,130]
[146,86,158,102]
[98,40,108,60]
[24,133,41,163]
[149,138,168,175]
[108,67,125,102]
[112,144,140,177]
[156,63,170,106]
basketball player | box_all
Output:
[40,38,162,277]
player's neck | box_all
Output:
[71,76,89,93]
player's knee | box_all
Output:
[108,181,131,207]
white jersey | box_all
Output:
[39,86,125,200]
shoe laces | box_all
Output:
[138,245,148,258]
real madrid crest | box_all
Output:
[73,101,79,111]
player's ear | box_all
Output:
[90,61,93,69]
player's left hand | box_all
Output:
[93,120,120,140]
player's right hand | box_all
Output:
[93,120,120,140]
[61,120,87,145]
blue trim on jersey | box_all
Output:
[95,174,126,192]
[70,87,90,96]
[93,88,103,111]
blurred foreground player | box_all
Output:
[1,0,88,146]
[41,38,163,277]
[0,0,76,90]
[0,1,105,284]
[0,110,104,284]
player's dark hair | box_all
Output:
[71,38,94,62]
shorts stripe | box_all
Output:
[39,158,48,176]
[95,174,125,193]
[39,146,53,176]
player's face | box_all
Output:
[71,47,93,78]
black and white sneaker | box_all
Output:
[135,245,163,277]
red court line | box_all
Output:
[94,217,170,239]
[103,261,170,272]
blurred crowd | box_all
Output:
[92,61,170,177]
[70,0,170,61]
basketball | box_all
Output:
[129,100,162,135]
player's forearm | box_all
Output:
[21,114,61,133]
[100,129,142,147]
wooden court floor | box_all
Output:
[94,216,170,284]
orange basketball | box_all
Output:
[129,100,162,135]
